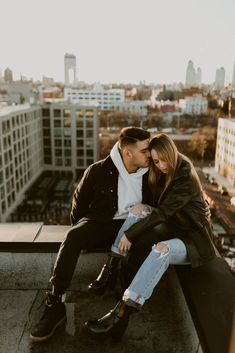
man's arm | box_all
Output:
[70,165,96,225]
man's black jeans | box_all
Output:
[50,219,124,294]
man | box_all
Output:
[30,126,153,342]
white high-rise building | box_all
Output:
[215,117,235,186]
[64,86,125,111]
[0,104,43,221]
[215,67,225,90]
[232,62,235,88]
[185,60,196,87]
[64,53,77,86]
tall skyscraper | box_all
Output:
[185,60,196,88]
[4,67,13,83]
[215,67,225,90]
[64,53,77,86]
[196,67,202,87]
[232,62,235,88]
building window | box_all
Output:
[76,149,84,156]
[42,108,50,117]
[64,128,71,137]
[76,120,83,128]
[64,139,71,147]
[86,130,93,138]
[64,118,71,127]
[44,156,52,164]
[54,120,61,127]
[55,139,62,147]
[63,109,71,117]
[76,130,83,138]
[65,159,71,166]
[54,128,62,137]
[64,149,71,156]
[43,118,50,127]
[55,158,63,166]
[54,109,61,117]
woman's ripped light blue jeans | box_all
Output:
[123,238,189,306]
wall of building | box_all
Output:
[215,117,235,186]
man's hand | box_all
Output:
[118,234,132,255]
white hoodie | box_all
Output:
[110,142,148,219]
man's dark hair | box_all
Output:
[118,127,150,149]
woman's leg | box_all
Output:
[123,238,188,306]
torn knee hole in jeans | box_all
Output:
[153,242,169,255]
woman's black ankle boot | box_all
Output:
[88,254,121,295]
[83,300,137,341]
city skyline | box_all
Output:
[0,0,235,85]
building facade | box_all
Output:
[215,67,225,90]
[64,53,77,86]
[215,118,235,186]
[42,102,99,179]
[110,100,148,116]
[179,95,208,115]
[64,86,125,110]
[185,60,196,88]
[0,104,43,221]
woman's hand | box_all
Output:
[118,234,132,255]
[130,203,152,217]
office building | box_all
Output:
[215,117,235,186]
[42,101,99,179]
[4,68,13,83]
[179,95,208,115]
[185,60,196,88]
[64,86,125,111]
[232,62,235,88]
[215,67,225,90]
[0,104,43,221]
[64,53,77,86]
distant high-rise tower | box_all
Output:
[185,60,196,87]
[4,67,13,83]
[64,53,77,86]
[215,67,225,90]
[232,62,235,88]
[196,67,202,87]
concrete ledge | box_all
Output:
[0,224,234,353]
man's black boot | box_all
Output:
[83,300,137,341]
[30,291,66,342]
[88,254,121,295]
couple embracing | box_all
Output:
[30,127,215,342]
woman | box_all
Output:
[84,133,216,340]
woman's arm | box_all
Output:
[125,174,198,242]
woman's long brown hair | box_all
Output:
[148,133,202,203]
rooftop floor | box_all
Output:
[1,279,197,353]
[0,253,201,353]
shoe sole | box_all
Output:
[83,325,110,341]
[30,316,66,343]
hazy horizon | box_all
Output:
[1,0,235,85]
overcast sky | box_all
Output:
[1,0,234,85]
